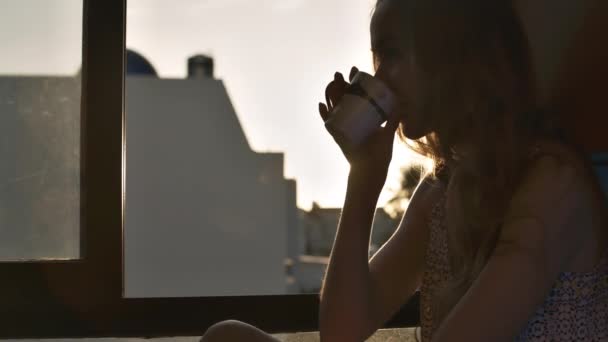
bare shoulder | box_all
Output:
[515,139,584,206]
[500,139,593,272]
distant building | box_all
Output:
[124,51,300,297]
[294,205,400,293]
[294,254,329,293]
[299,204,399,257]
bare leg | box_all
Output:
[201,320,282,342]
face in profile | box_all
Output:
[370,0,434,140]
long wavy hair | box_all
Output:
[373,0,571,335]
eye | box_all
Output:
[373,47,401,71]
[381,47,402,61]
[385,47,401,57]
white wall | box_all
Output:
[124,76,297,297]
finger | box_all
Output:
[332,73,348,101]
[349,66,359,82]
[325,81,335,111]
[334,71,344,83]
[318,102,329,122]
[325,79,347,110]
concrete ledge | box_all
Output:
[273,327,419,341]
[32,329,420,342]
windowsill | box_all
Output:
[26,328,420,341]
[273,327,419,341]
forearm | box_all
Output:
[319,172,383,342]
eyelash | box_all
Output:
[385,48,400,57]
[373,48,400,68]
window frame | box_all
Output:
[0,0,420,338]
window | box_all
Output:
[0,0,82,261]
[0,0,126,337]
[0,0,419,338]
[122,0,423,299]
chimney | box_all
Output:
[187,54,214,79]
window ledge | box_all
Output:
[272,327,419,341]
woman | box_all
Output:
[201,0,608,341]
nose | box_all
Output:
[373,63,398,95]
[374,63,391,84]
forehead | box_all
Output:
[370,0,407,45]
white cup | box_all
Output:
[324,71,396,152]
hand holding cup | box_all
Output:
[319,66,400,186]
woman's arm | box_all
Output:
[318,170,382,342]
[319,173,440,342]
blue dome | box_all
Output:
[126,49,158,77]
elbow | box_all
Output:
[318,290,373,342]
[319,329,364,342]
[319,315,368,342]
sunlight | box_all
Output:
[125,0,428,209]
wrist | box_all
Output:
[347,168,386,200]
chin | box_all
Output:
[401,124,428,140]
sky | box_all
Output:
[2,0,430,209]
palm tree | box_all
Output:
[384,163,425,219]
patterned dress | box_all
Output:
[419,190,608,341]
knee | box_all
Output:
[200,320,256,342]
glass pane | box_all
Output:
[0,0,83,260]
[124,0,428,297]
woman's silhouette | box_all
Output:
[202,0,608,341]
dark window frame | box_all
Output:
[0,0,419,338]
